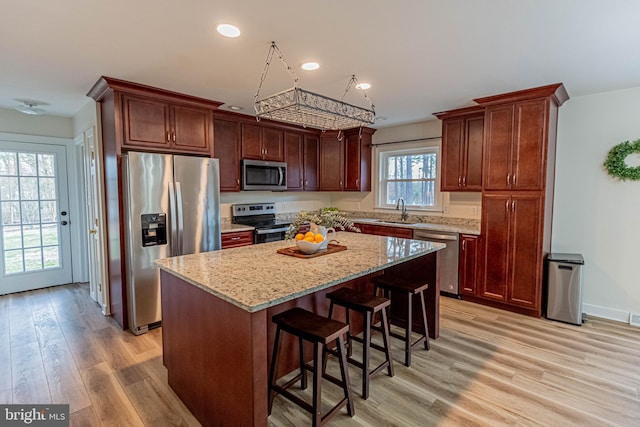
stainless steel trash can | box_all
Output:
[547,253,584,325]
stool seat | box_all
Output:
[371,275,430,367]
[273,307,349,344]
[326,287,394,399]
[269,307,355,427]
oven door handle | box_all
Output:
[256,226,289,235]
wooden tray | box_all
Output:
[277,243,347,259]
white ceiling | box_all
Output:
[2,0,640,127]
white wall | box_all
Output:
[553,86,640,323]
[72,101,98,137]
[0,108,73,138]
[331,119,482,219]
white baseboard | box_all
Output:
[582,303,630,323]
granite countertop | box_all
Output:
[155,232,445,313]
[350,217,480,235]
[221,223,254,233]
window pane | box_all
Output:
[1,201,21,225]
[40,201,57,222]
[39,177,56,200]
[21,201,40,224]
[386,153,437,180]
[23,225,42,248]
[0,177,19,200]
[20,177,39,200]
[42,223,58,245]
[38,154,55,177]
[4,249,23,274]
[0,152,17,175]
[43,246,60,268]
[2,226,22,250]
[24,247,42,271]
[19,153,37,176]
[386,180,436,206]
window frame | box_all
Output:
[375,140,443,212]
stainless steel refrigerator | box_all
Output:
[122,152,221,335]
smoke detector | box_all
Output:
[16,102,46,116]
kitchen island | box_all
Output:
[155,232,444,427]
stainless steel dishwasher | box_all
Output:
[413,230,460,296]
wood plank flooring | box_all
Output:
[0,283,638,426]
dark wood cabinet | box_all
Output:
[435,107,483,191]
[303,134,319,191]
[459,234,478,295]
[122,93,212,154]
[355,223,413,239]
[319,133,345,191]
[221,231,254,249]
[483,98,549,191]
[481,193,543,307]
[344,128,374,191]
[284,131,304,190]
[241,123,284,161]
[213,118,241,192]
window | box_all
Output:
[378,145,441,211]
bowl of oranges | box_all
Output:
[294,231,325,254]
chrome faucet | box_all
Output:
[396,197,408,222]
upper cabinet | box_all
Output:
[241,123,284,161]
[434,106,483,191]
[344,128,374,192]
[284,131,304,191]
[213,118,241,192]
[319,133,345,191]
[302,134,319,191]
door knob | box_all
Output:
[61,221,68,226]
[89,229,97,234]
[61,211,67,216]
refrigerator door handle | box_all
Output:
[168,182,178,257]
[175,181,184,255]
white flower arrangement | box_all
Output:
[285,208,360,240]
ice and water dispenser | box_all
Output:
[141,213,167,247]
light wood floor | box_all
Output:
[1,283,639,426]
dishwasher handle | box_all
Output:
[414,231,459,241]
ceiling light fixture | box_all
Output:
[301,62,320,71]
[254,42,375,131]
[228,105,243,110]
[216,24,241,38]
[16,102,46,116]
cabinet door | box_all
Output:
[512,99,548,191]
[303,134,319,191]
[483,104,514,190]
[213,119,241,192]
[122,94,170,148]
[480,193,510,301]
[507,194,543,308]
[172,105,211,154]
[441,118,465,191]
[356,223,413,238]
[284,131,303,191]
[344,133,362,191]
[319,135,344,191]
[459,234,478,295]
[240,123,263,160]
[262,127,284,161]
[464,115,484,190]
[221,231,254,249]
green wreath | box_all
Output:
[604,139,640,181]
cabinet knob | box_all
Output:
[462,240,466,250]
[506,200,510,211]
[462,176,466,186]
[166,131,170,142]
[506,174,511,185]
[513,174,517,185]
[511,200,516,211]
[172,131,176,142]
[237,179,240,185]
[458,176,462,186]
[355,179,359,187]
[230,236,241,241]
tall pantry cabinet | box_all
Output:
[474,84,568,316]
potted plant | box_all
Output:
[285,208,360,241]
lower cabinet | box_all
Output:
[459,234,478,295]
[355,223,413,239]
[221,231,254,249]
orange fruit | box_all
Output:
[304,231,315,238]
[304,236,315,242]
[294,233,304,241]
[314,234,324,243]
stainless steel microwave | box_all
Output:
[241,159,287,191]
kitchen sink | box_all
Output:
[373,219,416,225]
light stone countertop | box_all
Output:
[221,223,254,233]
[350,217,480,235]
[155,232,445,313]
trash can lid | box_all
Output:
[548,253,584,265]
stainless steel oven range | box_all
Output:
[231,203,291,244]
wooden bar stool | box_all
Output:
[371,276,430,367]
[326,287,394,399]
[268,307,355,427]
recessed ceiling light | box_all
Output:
[301,62,320,71]
[355,82,371,90]
[216,24,241,38]
[228,105,243,111]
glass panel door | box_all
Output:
[0,142,71,294]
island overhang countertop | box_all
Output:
[155,232,445,313]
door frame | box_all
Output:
[0,132,88,288]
